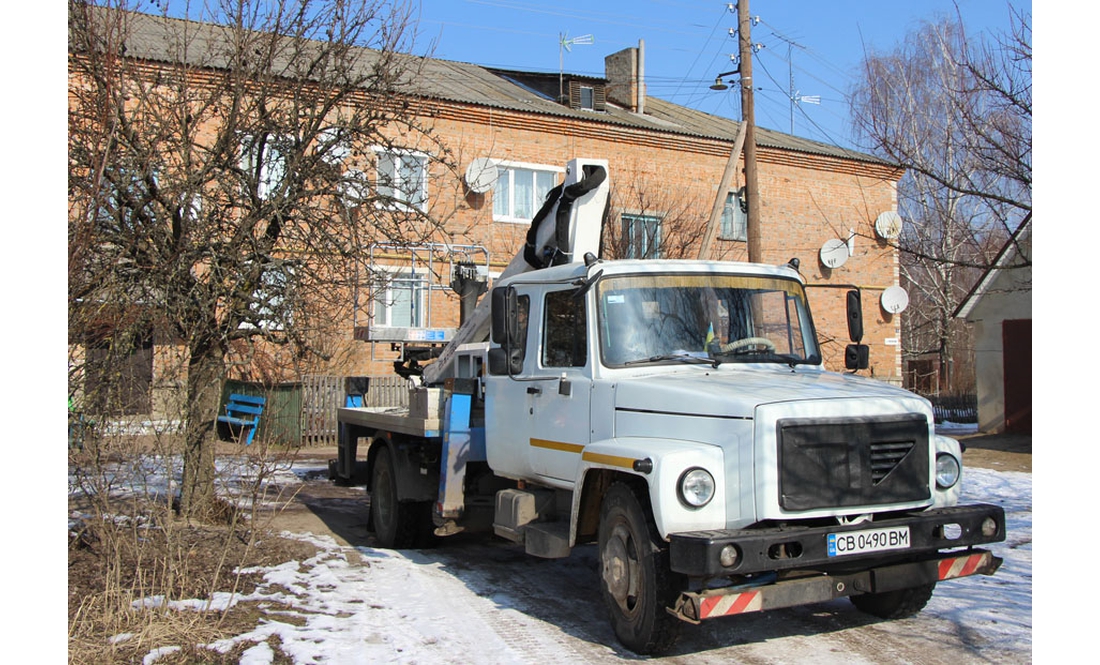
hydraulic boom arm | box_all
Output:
[421,158,610,386]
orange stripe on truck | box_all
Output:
[581,451,637,469]
[529,438,584,454]
[528,439,637,470]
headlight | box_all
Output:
[678,468,715,508]
[936,453,961,489]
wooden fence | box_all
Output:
[301,375,341,446]
[363,375,410,408]
[297,375,410,446]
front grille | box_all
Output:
[776,414,930,512]
[870,442,915,483]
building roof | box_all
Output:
[73,6,889,167]
[953,213,1033,320]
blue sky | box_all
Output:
[410,0,1027,150]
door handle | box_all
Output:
[526,386,542,395]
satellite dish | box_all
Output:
[465,158,500,194]
[881,285,910,314]
[819,238,850,268]
[875,211,903,241]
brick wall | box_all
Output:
[71,61,905,407]
[331,102,904,382]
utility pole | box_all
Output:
[738,0,762,263]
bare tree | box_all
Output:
[849,5,1031,393]
[68,0,456,517]
[602,167,739,261]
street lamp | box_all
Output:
[709,69,739,91]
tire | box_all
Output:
[849,582,935,619]
[369,444,435,549]
[597,482,683,655]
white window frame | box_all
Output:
[621,212,662,259]
[374,147,429,212]
[492,161,563,224]
[372,268,428,329]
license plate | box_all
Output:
[827,526,910,557]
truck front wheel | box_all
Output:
[370,444,434,549]
[849,582,935,619]
[598,482,683,655]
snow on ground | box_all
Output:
[98,459,1032,664]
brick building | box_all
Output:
[69,9,906,422]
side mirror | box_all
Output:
[846,289,864,343]
[487,347,525,376]
[845,344,869,370]
[490,286,519,345]
[489,286,524,376]
[845,289,869,370]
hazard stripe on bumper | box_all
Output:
[699,591,763,618]
[938,552,992,580]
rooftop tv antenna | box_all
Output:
[559,32,594,101]
[771,32,819,133]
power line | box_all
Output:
[668,3,732,105]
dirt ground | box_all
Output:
[954,430,1032,473]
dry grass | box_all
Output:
[68,513,320,664]
[67,429,323,664]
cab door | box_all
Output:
[528,287,592,482]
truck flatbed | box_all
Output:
[336,406,442,439]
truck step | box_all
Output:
[524,522,571,559]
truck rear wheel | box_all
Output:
[598,482,683,655]
[370,445,434,549]
[849,582,935,619]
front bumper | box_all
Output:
[669,503,1006,577]
[670,549,1003,623]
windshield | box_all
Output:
[596,273,821,367]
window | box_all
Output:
[374,271,427,328]
[376,150,428,211]
[245,263,295,331]
[579,85,595,110]
[241,134,288,200]
[596,273,821,367]
[543,290,587,368]
[720,189,747,241]
[493,165,559,222]
[622,213,662,259]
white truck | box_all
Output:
[331,159,1005,654]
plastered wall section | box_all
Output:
[963,264,1032,432]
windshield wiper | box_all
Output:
[623,353,718,368]
[710,350,810,368]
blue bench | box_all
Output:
[217,393,266,446]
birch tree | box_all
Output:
[850,6,1031,392]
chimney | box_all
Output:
[604,40,646,114]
